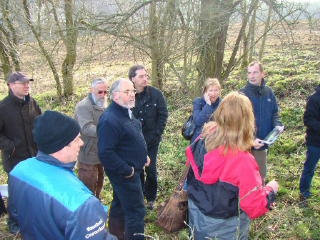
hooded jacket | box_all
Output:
[0,90,41,172]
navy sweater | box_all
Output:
[97,101,147,176]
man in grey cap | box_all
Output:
[0,71,41,233]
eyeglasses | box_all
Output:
[98,90,108,94]
[136,74,149,79]
[117,90,137,95]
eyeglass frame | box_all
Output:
[116,89,137,95]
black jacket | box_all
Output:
[132,86,168,146]
[304,85,320,147]
[0,91,41,173]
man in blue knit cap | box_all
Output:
[8,110,116,240]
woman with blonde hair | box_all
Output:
[190,78,221,142]
[186,91,279,240]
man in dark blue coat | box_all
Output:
[240,61,283,183]
[98,79,149,240]
[300,85,320,205]
[129,65,168,209]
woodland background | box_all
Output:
[0,0,320,239]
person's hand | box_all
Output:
[204,92,211,105]
[253,138,264,149]
[266,179,279,193]
[145,156,151,167]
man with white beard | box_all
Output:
[75,78,109,199]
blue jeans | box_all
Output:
[107,171,146,240]
[299,145,320,198]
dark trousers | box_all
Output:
[78,162,104,199]
[300,145,320,198]
[140,142,159,202]
[108,171,146,240]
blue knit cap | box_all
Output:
[33,111,80,154]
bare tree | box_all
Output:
[22,0,62,97]
[0,0,21,80]
[22,0,79,97]
[258,4,272,60]
[196,0,241,89]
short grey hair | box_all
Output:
[109,79,122,100]
[91,78,107,88]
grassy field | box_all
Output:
[0,23,320,239]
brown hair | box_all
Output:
[202,78,221,95]
[202,91,255,154]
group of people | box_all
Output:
[0,65,168,240]
[0,60,318,239]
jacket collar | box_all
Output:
[36,151,76,170]
[109,101,131,119]
[8,89,30,105]
[135,86,151,107]
[246,79,266,96]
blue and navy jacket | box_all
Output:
[191,97,220,143]
[97,101,147,177]
[8,152,114,240]
[240,80,282,150]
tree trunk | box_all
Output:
[248,0,259,62]
[197,0,235,92]
[62,0,78,97]
[259,4,272,60]
[241,1,249,69]
[0,33,12,81]
[223,0,255,79]
[0,0,20,72]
